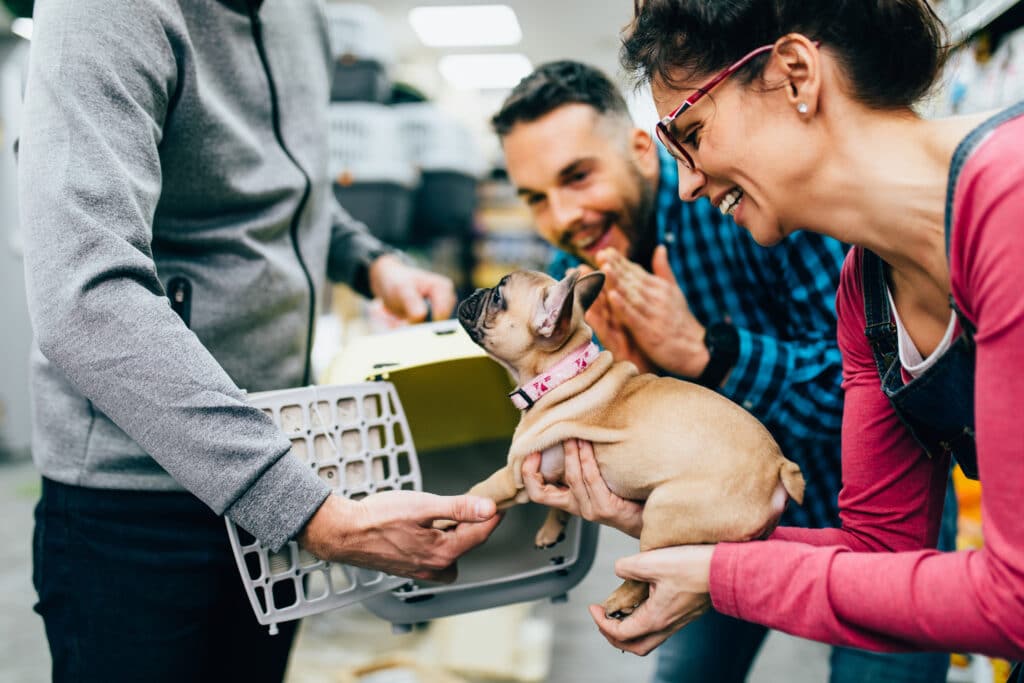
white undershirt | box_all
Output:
[886,287,958,379]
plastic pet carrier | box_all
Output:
[225,382,422,634]
[328,103,418,245]
[226,321,600,632]
[395,103,487,245]
[323,321,599,630]
[324,4,394,103]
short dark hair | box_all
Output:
[621,0,949,110]
[491,60,631,137]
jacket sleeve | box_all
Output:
[719,232,845,443]
[19,0,328,551]
[326,194,397,297]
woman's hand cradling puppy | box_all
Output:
[521,438,644,538]
[589,545,714,656]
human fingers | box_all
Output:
[412,492,497,526]
[612,550,661,584]
[574,440,618,506]
[607,289,647,330]
[650,245,675,284]
[588,604,686,656]
[440,511,503,559]
[423,273,457,320]
[592,594,708,646]
[522,452,575,511]
[594,247,620,270]
[394,279,429,322]
[560,439,593,516]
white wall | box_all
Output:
[0,37,31,458]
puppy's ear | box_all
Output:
[531,271,579,343]
[575,271,605,311]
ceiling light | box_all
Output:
[11,18,33,41]
[438,53,532,90]
[410,5,522,47]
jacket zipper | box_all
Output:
[248,7,317,385]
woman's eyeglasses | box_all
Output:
[655,43,775,170]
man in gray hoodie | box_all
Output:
[18,1,499,680]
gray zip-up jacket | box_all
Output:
[19,0,389,550]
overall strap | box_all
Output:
[943,101,1024,344]
[860,248,898,379]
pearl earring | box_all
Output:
[797,103,809,114]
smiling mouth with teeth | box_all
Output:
[718,187,744,216]
[575,229,605,250]
[565,225,610,256]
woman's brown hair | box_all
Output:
[623,0,949,110]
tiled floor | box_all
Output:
[0,457,831,682]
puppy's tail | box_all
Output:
[779,461,805,506]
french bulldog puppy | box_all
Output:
[454,269,805,619]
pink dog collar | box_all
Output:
[509,341,600,410]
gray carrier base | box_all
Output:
[363,439,600,629]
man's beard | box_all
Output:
[624,161,658,269]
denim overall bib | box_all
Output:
[862,101,1024,680]
[860,249,978,479]
[861,100,1024,478]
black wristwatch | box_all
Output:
[696,321,740,388]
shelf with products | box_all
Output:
[929,0,1024,116]
[940,0,1024,43]
[471,176,553,289]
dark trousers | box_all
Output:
[32,477,299,683]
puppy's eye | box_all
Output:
[491,288,502,306]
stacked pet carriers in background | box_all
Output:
[326,4,417,246]
[328,103,417,245]
[325,4,485,257]
[325,3,392,103]
[396,101,486,247]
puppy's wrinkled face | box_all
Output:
[458,270,604,370]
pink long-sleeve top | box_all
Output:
[708,112,1024,659]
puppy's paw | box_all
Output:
[602,579,649,620]
[534,529,566,549]
[432,519,458,531]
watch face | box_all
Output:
[698,322,739,387]
[705,322,739,357]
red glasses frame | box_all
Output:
[655,43,775,170]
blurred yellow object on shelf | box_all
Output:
[953,464,984,550]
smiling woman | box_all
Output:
[621,0,953,246]
[596,0,1024,672]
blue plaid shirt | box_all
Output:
[550,147,847,529]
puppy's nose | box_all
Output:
[457,288,486,326]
